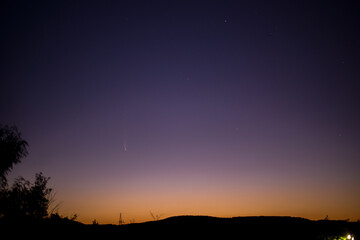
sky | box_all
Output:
[1,0,360,224]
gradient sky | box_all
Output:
[1,1,360,224]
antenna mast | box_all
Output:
[119,213,123,225]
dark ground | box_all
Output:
[1,215,359,239]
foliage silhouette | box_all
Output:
[0,124,28,187]
[0,124,53,220]
[150,211,163,221]
[0,172,52,219]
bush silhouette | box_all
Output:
[0,172,52,219]
[0,124,28,187]
[0,124,52,220]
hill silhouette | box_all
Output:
[1,215,359,239]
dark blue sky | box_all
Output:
[1,1,360,223]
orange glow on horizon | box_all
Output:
[57,172,360,224]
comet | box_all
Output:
[123,138,127,152]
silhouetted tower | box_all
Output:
[119,213,124,225]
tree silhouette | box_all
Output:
[0,172,52,219]
[150,211,163,221]
[0,124,28,187]
[0,124,52,220]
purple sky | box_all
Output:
[1,1,360,223]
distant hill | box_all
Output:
[1,215,359,239]
[126,215,359,239]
